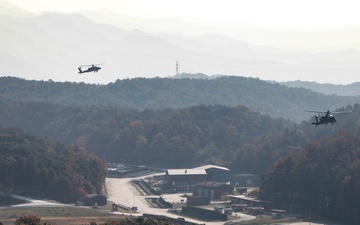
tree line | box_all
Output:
[1,76,359,122]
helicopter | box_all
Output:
[78,64,102,74]
[305,110,350,127]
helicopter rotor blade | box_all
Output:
[305,110,326,114]
[331,110,352,114]
[79,63,104,67]
[305,109,352,115]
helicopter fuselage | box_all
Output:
[78,65,101,74]
[312,113,336,126]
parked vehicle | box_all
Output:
[214,205,223,212]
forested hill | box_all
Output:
[0,102,292,168]
[0,127,106,202]
[1,76,359,122]
[259,129,360,223]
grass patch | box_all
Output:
[0,206,112,219]
[234,214,301,225]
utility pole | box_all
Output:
[176,61,179,76]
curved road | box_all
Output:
[106,177,253,225]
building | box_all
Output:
[229,195,267,208]
[186,195,210,206]
[195,164,231,182]
[193,181,234,200]
[83,194,107,206]
[231,173,259,187]
[165,169,207,191]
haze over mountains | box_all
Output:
[1,1,360,84]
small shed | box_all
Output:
[83,194,107,206]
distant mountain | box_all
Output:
[279,80,360,96]
[79,8,360,53]
[0,1,34,17]
[1,3,360,84]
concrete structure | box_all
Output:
[186,195,210,206]
[83,194,107,206]
[193,182,234,200]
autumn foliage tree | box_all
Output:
[259,130,360,223]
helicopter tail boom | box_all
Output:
[311,115,319,127]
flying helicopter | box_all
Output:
[78,64,102,74]
[305,110,350,127]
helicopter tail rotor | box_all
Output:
[78,67,82,74]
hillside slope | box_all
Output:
[0,102,292,168]
[0,127,106,202]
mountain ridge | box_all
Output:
[279,80,360,96]
[0,1,34,17]
[1,1,360,84]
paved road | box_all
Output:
[4,193,65,207]
[106,177,346,225]
[106,177,256,225]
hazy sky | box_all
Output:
[8,0,360,28]
[4,0,360,84]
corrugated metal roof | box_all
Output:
[167,169,207,175]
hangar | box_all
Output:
[163,165,232,192]
[165,169,207,191]
[195,164,231,182]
